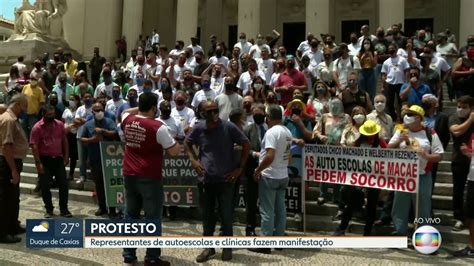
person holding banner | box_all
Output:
[334,120,387,236]
[186,100,249,262]
[121,92,181,266]
[250,104,292,254]
[388,105,444,235]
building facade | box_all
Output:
[61,0,474,60]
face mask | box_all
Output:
[49,99,58,106]
[216,51,223,57]
[112,91,121,99]
[30,80,38,86]
[94,111,104,120]
[146,59,154,65]
[389,49,396,55]
[253,114,265,125]
[457,107,471,118]
[311,44,318,49]
[178,59,186,65]
[143,87,152,93]
[136,78,144,86]
[403,115,416,125]
[243,104,251,112]
[214,71,221,77]
[348,79,357,88]
[104,76,112,84]
[225,83,234,91]
[128,95,137,104]
[277,63,285,69]
[205,111,218,123]
[254,83,263,91]
[240,38,246,43]
[292,108,302,116]
[422,102,432,111]
[316,86,326,95]
[377,32,384,38]
[161,109,171,118]
[175,45,180,49]
[353,114,365,124]
[375,102,385,112]
[84,99,93,108]
[68,100,77,108]
[329,101,343,115]
[287,61,295,69]
[364,44,370,50]
[202,81,211,89]
[176,99,186,106]
[44,116,55,123]
[160,81,169,89]
[195,57,202,63]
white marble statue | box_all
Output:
[13,0,67,40]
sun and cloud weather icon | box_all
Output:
[32,221,49,233]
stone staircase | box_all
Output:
[14,78,468,244]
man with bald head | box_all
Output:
[186,100,250,262]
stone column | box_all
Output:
[238,0,261,40]
[176,0,199,42]
[378,0,404,30]
[459,0,474,46]
[306,0,330,37]
[122,0,143,56]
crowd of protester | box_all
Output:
[1,22,474,263]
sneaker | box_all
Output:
[94,208,107,216]
[144,258,170,266]
[221,248,232,261]
[333,210,343,221]
[317,197,326,205]
[196,248,216,263]
[453,246,474,257]
[44,210,54,218]
[75,176,85,184]
[60,210,73,218]
[453,220,464,231]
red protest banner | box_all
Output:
[302,144,419,193]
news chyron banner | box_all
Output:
[100,141,200,208]
[303,145,419,193]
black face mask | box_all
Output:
[225,83,234,91]
[422,102,432,110]
[287,62,295,69]
[44,116,55,123]
[161,109,171,118]
[195,58,202,63]
[216,51,223,57]
[292,108,302,116]
[253,114,265,125]
[377,32,384,38]
[176,99,186,106]
[50,100,58,106]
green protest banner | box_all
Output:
[100,141,200,208]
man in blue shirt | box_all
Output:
[400,67,432,105]
[81,103,118,217]
[186,100,249,263]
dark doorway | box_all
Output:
[283,22,305,55]
[341,20,369,43]
[197,27,201,45]
[404,18,434,38]
[228,25,238,49]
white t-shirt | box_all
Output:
[209,56,229,67]
[389,129,444,175]
[428,56,451,77]
[468,142,474,181]
[397,49,417,60]
[191,89,216,108]
[210,76,225,95]
[131,64,150,83]
[169,48,184,58]
[256,58,275,85]
[357,35,377,46]
[122,112,176,149]
[152,33,160,44]
[269,72,280,89]
[234,41,253,55]
[157,116,184,138]
[317,61,334,83]
[94,82,119,98]
[171,107,195,129]
[297,40,310,55]
[259,124,293,179]
[436,43,458,66]
[332,56,361,88]
[303,49,324,68]
[187,44,203,55]
[215,93,243,121]
[237,71,266,95]
[62,108,77,134]
[381,56,410,85]
[185,57,197,72]
[249,44,270,59]
[348,43,361,56]
[74,105,92,139]
[106,99,125,115]
[165,65,189,82]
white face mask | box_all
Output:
[254,83,263,91]
[94,111,104,120]
[240,38,246,43]
[457,107,471,118]
[375,102,385,112]
[403,115,416,125]
[68,100,76,108]
[353,114,366,125]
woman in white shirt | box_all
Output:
[4,65,20,92]
[62,94,81,180]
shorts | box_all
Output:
[465,180,474,219]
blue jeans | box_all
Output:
[259,177,289,236]
[375,64,383,84]
[21,114,38,140]
[202,181,235,236]
[122,176,164,262]
[359,68,376,101]
[391,173,432,235]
